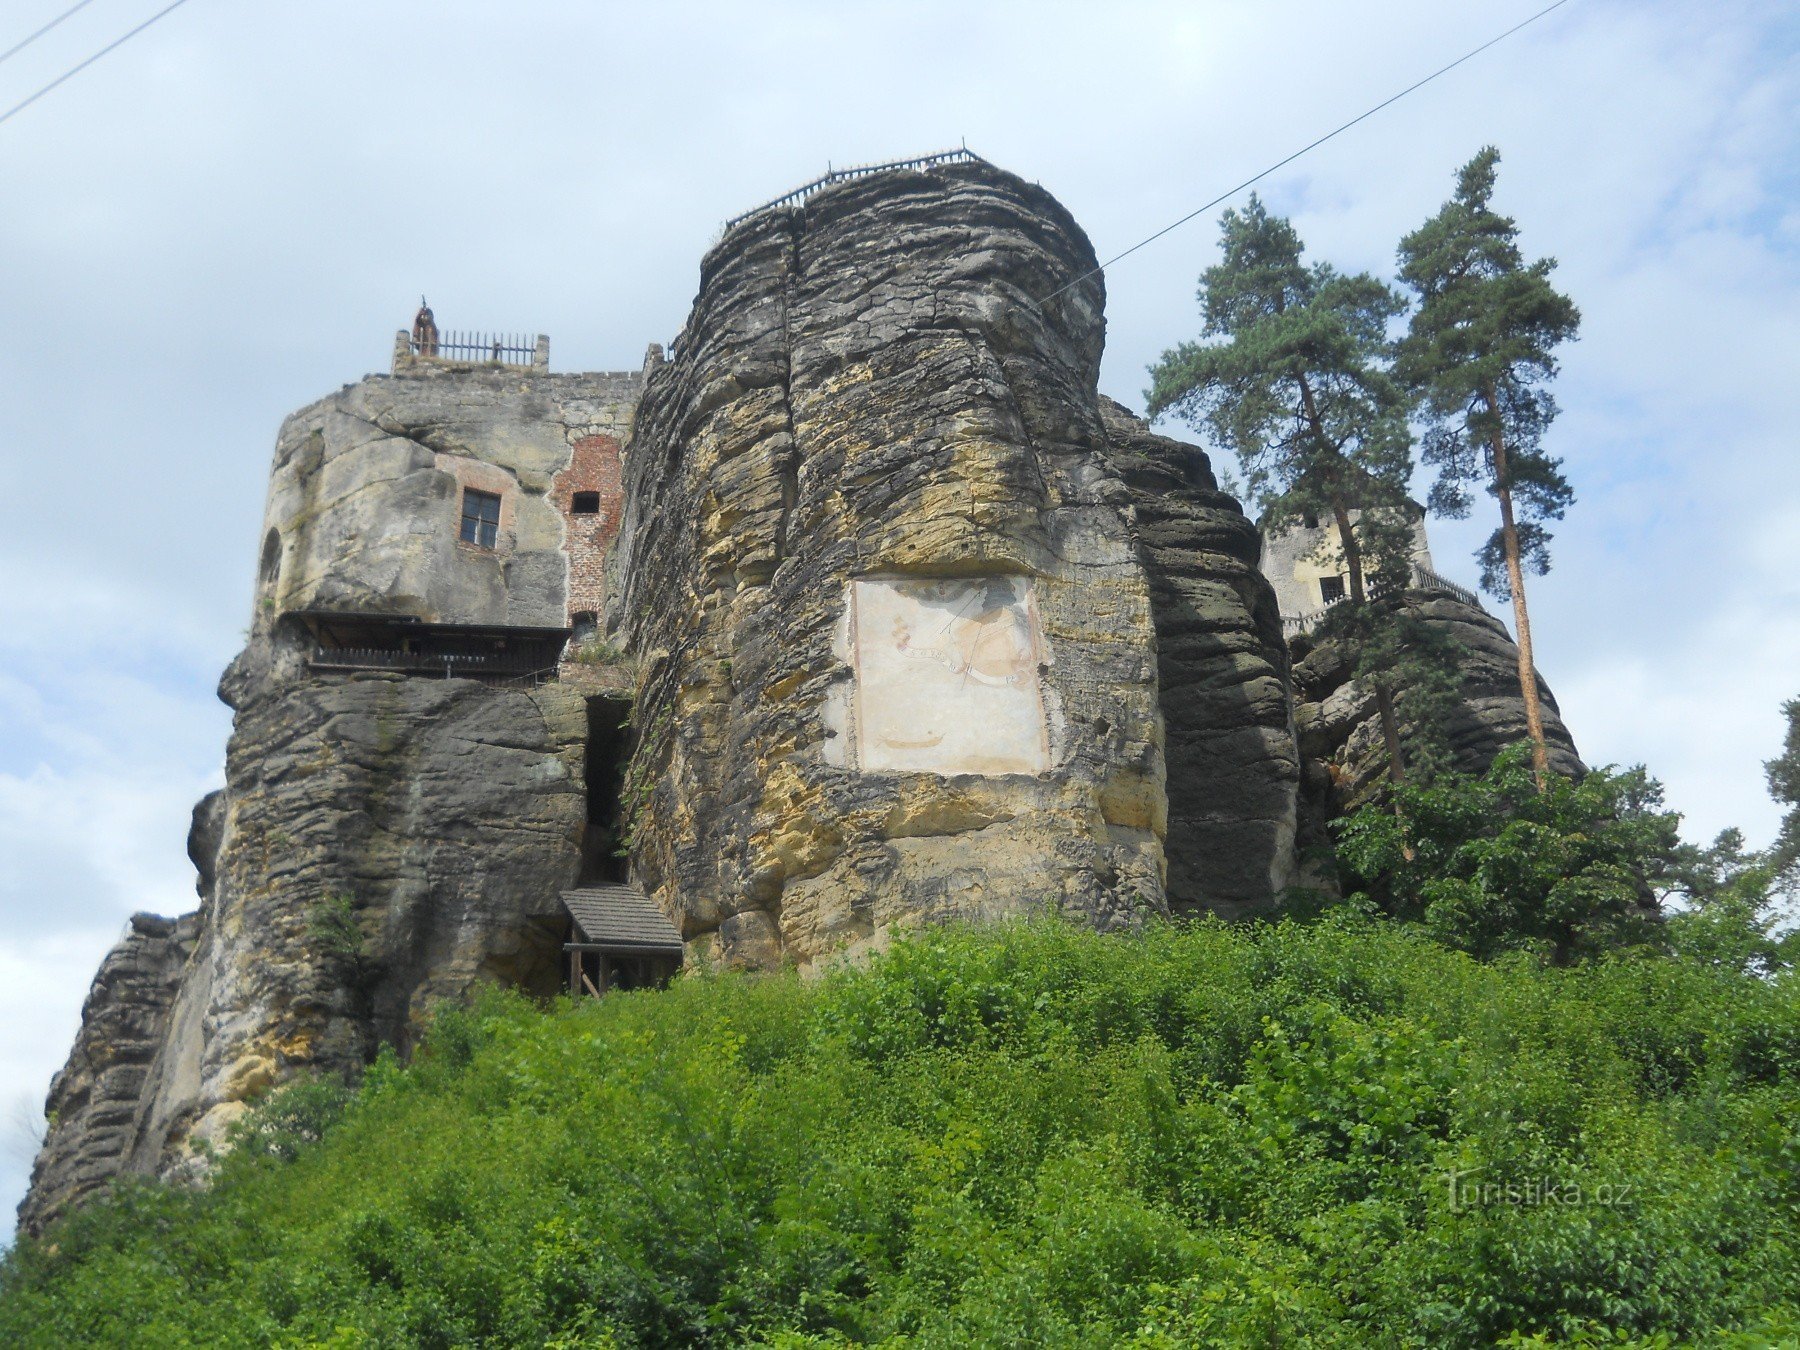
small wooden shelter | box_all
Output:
[561,885,682,997]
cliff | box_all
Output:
[20,153,1581,1234]
[611,159,1298,969]
[19,368,637,1233]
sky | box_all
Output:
[0,0,1796,1236]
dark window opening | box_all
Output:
[571,491,601,515]
[581,696,633,884]
[1319,574,1347,604]
[460,488,501,549]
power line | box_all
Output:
[0,0,194,129]
[1036,0,1577,306]
[0,0,99,68]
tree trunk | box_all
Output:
[1301,371,1411,792]
[1484,381,1550,792]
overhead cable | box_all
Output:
[1036,0,1577,306]
[0,0,100,69]
[0,0,194,130]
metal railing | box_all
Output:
[406,330,538,365]
[723,148,987,231]
[308,646,558,686]
[1279,563,1483,636]
[1407,562,1480,608]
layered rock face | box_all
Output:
[21,667,589,1233]
[1290,590,1584,835]
[17,913,199,1234]
[612,161,1299,967]
[1101,402,1299,914]
[21,367,637,1232]
[25,156,1578,1234]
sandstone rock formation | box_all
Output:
[20,152,1582,1234]
[19,364,640,1232]
[611,160,1299,969]
[1289,590,1584,854]
[1101,400,1302,915]
[258,365,641,628]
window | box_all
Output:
[1319,574,1346,604]
[571,491,601,515]
[460,488,501,549]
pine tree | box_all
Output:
[1147,196,1452,785]
[1766,696,1800,878]
[1397,147,1580,789]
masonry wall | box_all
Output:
[257,366,643,631]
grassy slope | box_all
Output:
[3,917,1798,1348]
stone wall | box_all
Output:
[257,366,642,630]
[1260,507,1435,622]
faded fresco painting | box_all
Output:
[850,575,1049,775]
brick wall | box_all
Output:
[551,433,625,620]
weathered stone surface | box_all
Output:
[22,156,1594,1234]
[21,670,586,1232]
[258,368,641,628]
[1290,589,1584,839]
[1101,400,1300,915]
[613,161,1181,968]
[17,913,199,1233]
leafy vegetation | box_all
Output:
[1336,745,1675,964]
[5,914,1798,1348]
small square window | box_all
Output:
[460,488,501,549]
[571,491,601,515]
[1319,574,1346,604]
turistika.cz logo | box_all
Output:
[1444,1167,1637,1212]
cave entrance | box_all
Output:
[580,695,632,885]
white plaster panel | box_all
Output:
[850,576,1049,776]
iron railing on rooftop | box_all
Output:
[723,148,988,231]
[406,330,538,365]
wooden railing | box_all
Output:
[308,646,557,687]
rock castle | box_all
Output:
[20,152,1580,1232]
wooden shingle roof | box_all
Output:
[562,885,683,952]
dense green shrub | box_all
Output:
[3,918,1797,1347]
[1335,745,1683,963]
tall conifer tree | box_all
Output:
[1147,196,1451,786]
[1766,696,1800,879]
[1397,147,1579,789]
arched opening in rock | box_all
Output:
[580,695,632,884]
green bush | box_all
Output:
[3,918,1796,1347]
[1335,745,1681,963]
